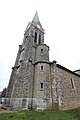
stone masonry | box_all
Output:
[3,11,80,111]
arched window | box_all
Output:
[41,83,43,89]
[41,66,43,71]
[39,34,41,44]
[40,65,44,71]
[70,78,75,89]
[34,32,37,43]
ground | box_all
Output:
[0,104,12,114]
[0,104,80,120]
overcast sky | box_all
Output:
[0,0,80,91]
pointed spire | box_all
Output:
[32,11,39,23]
[32,11,44,32]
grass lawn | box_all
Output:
[0,108,80,120]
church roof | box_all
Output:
[50,61,80,77]
[57,64,80,77]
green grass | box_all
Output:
[0,108,80,120]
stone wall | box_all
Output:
[35,45,49,62]
[57,65,80,110]
[4,45,22,106]
[50,62,62,110]
[33,63,51,110]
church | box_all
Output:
[3,12,80,111]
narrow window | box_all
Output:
[39,34,41,44]
[41,49,43,53]
[26,35,28,38]
[70,78,75,89]
[20,60,22,63]
[41,66,43,71]
[34,32,37,43]
[41,83,43,89]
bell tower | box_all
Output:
[32,11,44,44]
[24,11,44,45]
[4,11,51,110]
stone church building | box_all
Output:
[4,12,80,111]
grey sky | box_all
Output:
[0,0,80,91]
